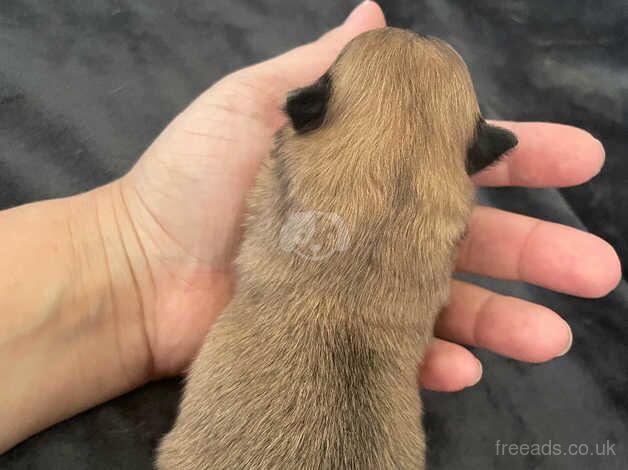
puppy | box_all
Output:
[157,27,517,469]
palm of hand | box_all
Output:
[118,2,619,390]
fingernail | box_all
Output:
[557,324,573,357]
[470,359,483,387]
[594,138,606,176]
[345,0,372,24]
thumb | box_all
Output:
[206,0,387,132]
[146,1,386,174]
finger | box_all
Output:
[457,206,621,298]
[436,280,572,363]
[419,338,482,392]
[161,1,385,170]
[472,121,605,188]
[202,0,387,133]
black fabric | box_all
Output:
[1,1,626,469]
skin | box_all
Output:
[0,0,620,454]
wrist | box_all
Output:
[0,188,154,452]
[67,182,156,385]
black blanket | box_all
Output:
[1,1,626,469]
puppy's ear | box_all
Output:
[284,73,331,133]
[466,118,518,175]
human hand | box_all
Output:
[113,1,620,390]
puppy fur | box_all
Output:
[156,27,517,470]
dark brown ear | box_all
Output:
[466,118,518,175]
[284,73,331,133]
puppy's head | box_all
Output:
[284,27,517,182]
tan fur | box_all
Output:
[157,28,480,469]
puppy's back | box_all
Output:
[158,291,425,469]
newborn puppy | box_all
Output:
[157,27,517,469]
